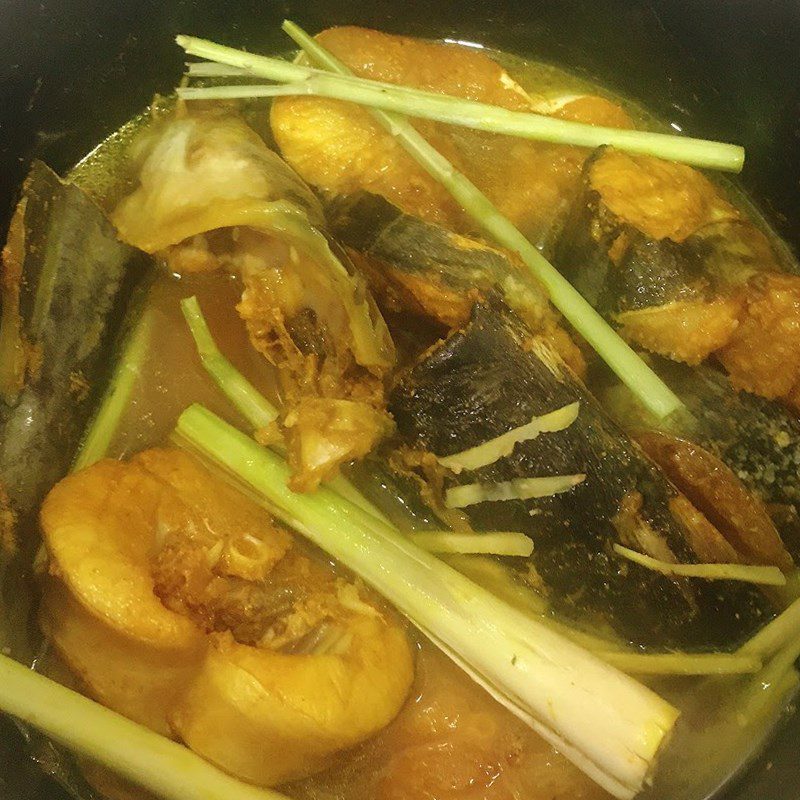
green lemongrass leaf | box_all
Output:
[73,308,154,472]
[437,401,579,472]
[174,39,744,173]
[185,62,251,76]
[445,474,585,508]
[180,296,389,524]
[0,654,289,800]
[175,402,679,800]
[277,22,685,422]
[613,544,787,587]
[408,530,533,556]
[180,296,278,429]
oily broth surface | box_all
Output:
[59,42,797,800]
[99,270,279,461]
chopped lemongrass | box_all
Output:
[438,401,579,472]
[408,530,533,557]
[73,307,154,472]
[175,403,679,800]
[174,40,745,172]
[181,296,278,429]
[600,651,762,676]
[181,295,388,524]
[445,474,585,508]
[0,654,289,800]
[277,22,685,423]
[740,596,800,659]
[613,544,787,587]
[738,637,800,722]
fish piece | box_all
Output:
[555,147,800,402]
[390,302,772,650]
[0,161,146,535]
[634,432,793,570]
[599,356,800,564]
[328,190,585,374]
[40,447,414,784]
[718,272,800,403]
[111,111,395,490]
[270,26,633,248]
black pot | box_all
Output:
[0,1,798,798]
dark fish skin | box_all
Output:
[328,191,553,329]
[657,359,800,507]
[330,191,528,296]
[553,149,763,318]
[0,161,148,536]
[390,303,772,651]
[555,185,710,317]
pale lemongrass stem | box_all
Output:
[740,596,800,659]
[613,544,787,587]
[181,296,278,429]
[278,22,685,422]
[600,651,761,676]
[437,401,579,472]
[738,637,800,721]
[0,654,289,800]
[174,41,744,172]
[185,62,250,76]
[408,530,533,557]
[73,308,154,472]
[179,84,306,99]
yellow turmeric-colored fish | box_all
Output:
[39,448,414,785]
[270,26,633,248]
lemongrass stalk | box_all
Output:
[613,544,787,587]
[445,474,585,508]
[600,651,761,676]
[740,596,800,659]
[176,402,678,800]
[73,308,154,471]
[180,296,388,524]
[181,296,278,429]
[773,567,800,607]
[738,637,800,722]
[0,654,288,800]
[441,555,765,676]
[179,84,307,99]
[408,530,533,557]
[278,22,684,422]
[185,62,251,76]
[174,39,744,173]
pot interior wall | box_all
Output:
[0,1,798,799]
